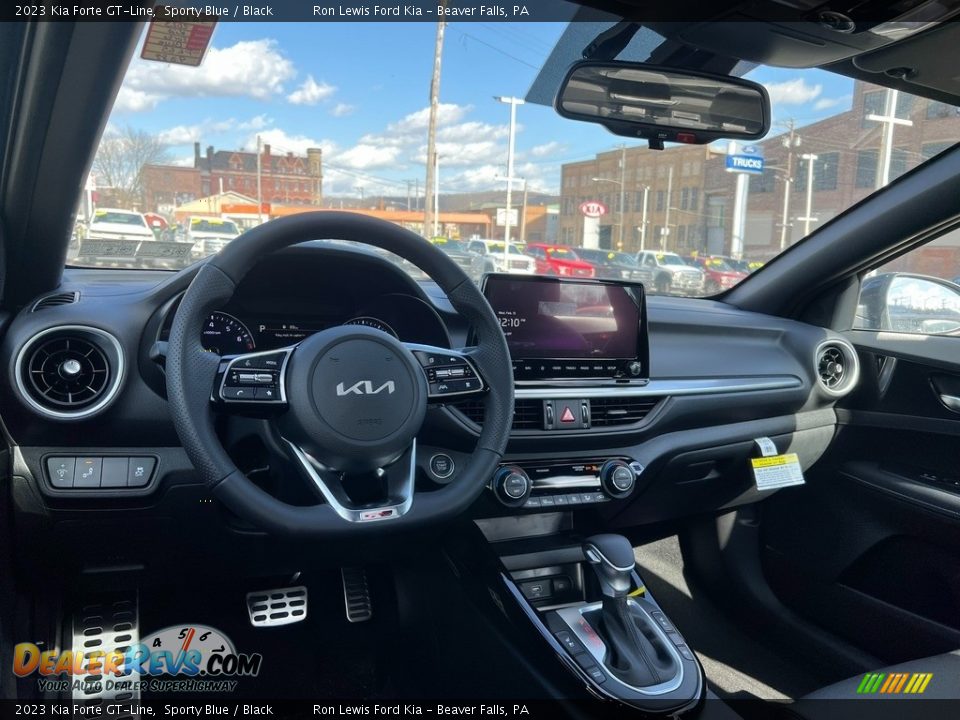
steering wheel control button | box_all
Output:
[73,457,102,488]
[100,457,129,488]
[127,457,156,487]
[218,348,291,404]
[47,457,76,488]
[429,453,455,480]
[223,386,255,400]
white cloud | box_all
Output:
[158,124,203,145]
[238,114,272,130]
[169,156,195,167]
[813,95,851,111]
[245,128,336,156]
[764,78,822,106]
[528,141,566,159]
[115,39,295,112]
[157,115,274,147]
[330,103,356,117]
[384,103,472,136]
[287,75,337,106]
[336,144,403,170]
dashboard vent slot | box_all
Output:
[815,340,859,396]
[32,291,79,311]
[16,326,124,419]
[590,396,663,427]
[452,398,543,430]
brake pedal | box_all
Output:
[246,586,308,627]
[341,567,373,623]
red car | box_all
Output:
[526,243,595,278]
[692,256,748,293]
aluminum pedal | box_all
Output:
[71,595,140,716]
[246,586,308,627]
[341,567,373,623]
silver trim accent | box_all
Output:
[285,439,416,523]
[515,375,801,400]
[814,339,860,398]
[584,545,636,573]
[557,600,685,695]
[14,325,126,420]
[939,393,960,413]
[218,346,293,404]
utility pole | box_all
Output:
[519,178,529,243]
[256,134,263,225]
[798,153,819,236]
[405,180,413,211]
[355,186,364,205]
[496,95,524,268]
[779,120,800,250]
[639,185,649,251]
[662,165,674,251]
[433,153,440,237]
[867,88,913,189]
[617,145,626,250]
[424,17,446,239]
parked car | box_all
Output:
[575,248,645,281]
[525,243,595,277]
[466,239,536,275]
[428,238,487,284]
[85,208,155,242]
[636,251,706,295]
[692,256,748,293]
[187,216,241,258]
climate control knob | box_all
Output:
[600,459,636,498]
[492,466,531,507]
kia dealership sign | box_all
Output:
[579,201,608,218]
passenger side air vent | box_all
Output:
[815,340,859,397]
[31,291,79,311]
[15,326,124,419]
[453,398,543,430]
[591,396,663,427]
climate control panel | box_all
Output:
[489,457,644,509]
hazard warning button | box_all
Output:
[543,399,590,430]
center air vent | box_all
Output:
[453,395,663,431]
[815,340,859,396]
[31,291,79,311]
[16,326,124,419]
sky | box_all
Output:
[106,21,860,198]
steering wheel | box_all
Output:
[166,212,514,536]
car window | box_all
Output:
[91,211,146,227]
[855,229,960,336]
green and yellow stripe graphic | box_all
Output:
[856,672,933,695]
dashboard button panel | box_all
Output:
[44,455,156,490]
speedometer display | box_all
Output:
[343,316,398,338]
[201,312,256,355]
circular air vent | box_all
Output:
[15,326,124,419]
[815,340,859,397]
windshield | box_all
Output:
[548,247,578,258]
[191,218,239,235]
[91,210,146,227]
[433,239,467,252]
[71,20,960,296]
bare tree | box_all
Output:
[92,126,169,209]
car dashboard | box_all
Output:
[0,243,859,583]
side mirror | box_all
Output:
[555,61,770,146]
[856,273,960,335]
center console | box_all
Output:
[469,275,704,714]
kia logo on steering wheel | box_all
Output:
[336,380,396,396]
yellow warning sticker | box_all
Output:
[751,453,805,490]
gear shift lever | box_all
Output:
[582,534,679,689]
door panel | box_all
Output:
[761,347,960,665]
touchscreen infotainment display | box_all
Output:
[482,275,643,369]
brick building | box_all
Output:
[559,143,713,252]
[559,80,959,258]
[140,164,203,215]
[194,142,323,206]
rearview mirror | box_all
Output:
[555,61,770,146]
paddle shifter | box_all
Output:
[583,534,680,689]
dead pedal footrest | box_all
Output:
[246,586,308,627]
[341,567,373,623]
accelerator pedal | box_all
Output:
[246,586,308,627]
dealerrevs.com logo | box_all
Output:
[13,624,262,693]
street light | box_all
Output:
[495,96,524,269]
[592,176,651,252]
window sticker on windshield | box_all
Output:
[751,453,805,491]
[141,17,216,67]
